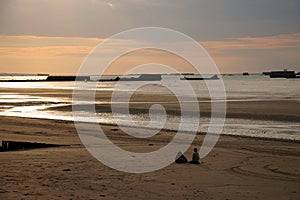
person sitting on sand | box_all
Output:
[175,151,188,163]
[190,148,200,164]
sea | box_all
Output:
[0,74,299,141]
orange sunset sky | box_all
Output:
[0,0,300,75]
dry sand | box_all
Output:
[0,116,299,200]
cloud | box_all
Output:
[202,33,300,54]
[0,35,102,48]
[0,46,93,58]
[201,33,300,72]
[107,2,113,7]
[1,0,299,40]
[0,33,299,74]
[0,35,102,58]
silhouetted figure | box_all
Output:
[190,148,200,164]
[175,152,188,163]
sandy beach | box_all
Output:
[1,115,299,200]
[0,84,300,199]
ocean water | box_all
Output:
[0,74,299,141]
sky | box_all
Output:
[0,0,299,75]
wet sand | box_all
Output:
[0,116,299,200]
[1,87,300,123]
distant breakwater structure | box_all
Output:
[3,70,299,82]
[263,69,300,79]
[0,75,91,82]
[0,74,221,82]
